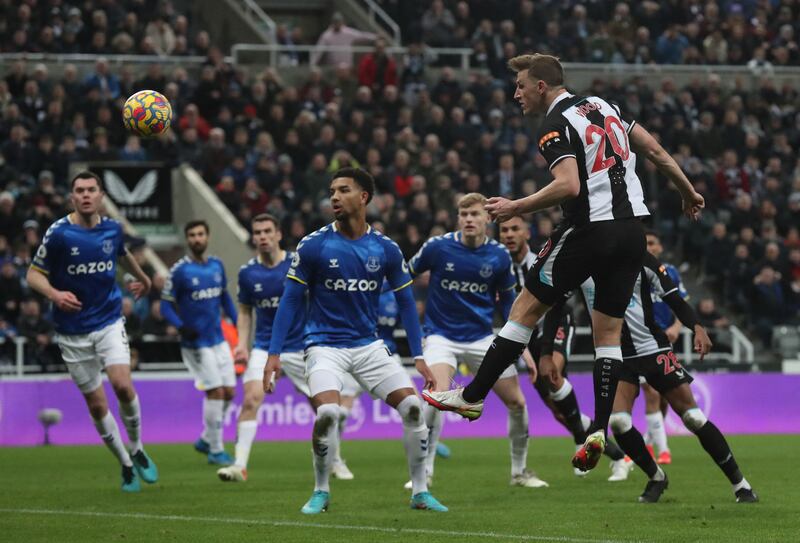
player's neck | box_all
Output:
[189,251,207,263]
[260,249,285,267]
[335,217,368,240]
[460,231,486,248]
[543,88,569,114]
[69,211,100,229]
[514,244,530,264]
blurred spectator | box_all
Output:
[311,12,376,68]
[750,266,790,346]
[16,297,58,368]
[84,58,120,100]
[122,296,143,340]
[0,258,23,322]
[358,39,397,94]
[142,299,178,337]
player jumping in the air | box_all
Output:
[409,194,547,489]
[499,215,631,481]
[265,168,447,514]
[28,171,159,492]
[423,53,705,473]
[217,213,360,482]
[161,220,238,466]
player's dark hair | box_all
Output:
[70,170,104,191]
[332,167,375,203]
[184,220,209,236]
[252,213,279,229]
[645,229,660,240]
[508,54,564,87]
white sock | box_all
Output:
[234,420,258,469]
[334,406,349,464]
[204,399,225,454]
[398,395,428,495]
[200,398,210,442]
[733,477,751,492]
[581,413,592,432]
[508,407,529,477]
[312,404,340,492]
[646,412,669,454]
[94,412,132,467]
[652,466,666,481]
[498,320,534,344]
[119,395,143,455]
[422,402,443,476]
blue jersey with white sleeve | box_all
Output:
[409,232,516,342]
[377,282,399,354]
[237,253,305,352]
[162,255,229,348]
[287,223,412,348]
[31,215,127,335]
[652,263,687,329]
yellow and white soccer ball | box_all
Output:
[122,90,173,137]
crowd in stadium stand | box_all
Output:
[1,2,799,369]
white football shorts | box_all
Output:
[245,348,361,397]
[424,334,518,380]
[181,341,236,391]
[56,318,130,393]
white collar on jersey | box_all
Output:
[331,221,372,234]
[546,91,575,116]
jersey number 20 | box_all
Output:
[585,116,630,174]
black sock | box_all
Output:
[463,336,526,403]
[614,427,658,479]
[553,389,587,444]
[694,421,743,485]
[590,358,621,437]
[603,439,625,460]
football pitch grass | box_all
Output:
[1,435,796,542]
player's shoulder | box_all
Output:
[239,256,258,273]
[43,215,71,239]
[369,227,403,253]
[423,232,452,250]
[543,94,585,123]
[297,224,333,252]
[169,255,192,274]
[642,252,665,274]
[99,215,123,230]
[486,237,512,260]
[207,255,225,267]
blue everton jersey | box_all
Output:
[162,255,228,348]
[238,253,305,353]
[652,263,687,329]
[377,282,399,354]
[409,232,516,342]
[31,215,126,334]
[287,223,412,348]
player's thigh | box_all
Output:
[243,348,268,384]
[354,341,415,401]
[306,345,350,399]
[591,219,647,319]
[280,351,311,397]
[241,379,266,411]
[423,335,458,381]
[662,384,698,416]
[464,335,518,380]
[492,374,526,410]
[181,346,225,391]
[526,224,593,310]
[56,333,105,394]
[614,359,642,412]
[92,319,131,367]
[642,382,662,411]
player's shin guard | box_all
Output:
[204,399,225,454]
[422,402,443,476]
[94,412,133,467]
[463,322,532,403]
[550,380,587,444]
[592,347,623,436]
[398,395,429,495]
[646,411,669,454]
[119,395,143,454]
[312,404,340,493]
[508,406,529,477]
[234,420,258,469]
[682,409,746,486]
[610,412,662,480]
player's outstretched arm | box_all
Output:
[485,158,580,222]
[629,124,704,219]
[120,249,152,300]
[26,267,83,313]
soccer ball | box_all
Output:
[122,90,172,137]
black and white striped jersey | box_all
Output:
[537,92,650,226]
[574,252,677,358]
[511,248,537,292]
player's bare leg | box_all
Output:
[643,383,670,463]
[608,381,667,502]
[493,376,548,488]
[107,364,158,484]
[663,384,757,503]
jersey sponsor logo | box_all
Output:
[439,279,489,293]
[191,286,223,300]
[479,263,493,278]
[255,296,280,309]
[102,240,114,255]
[67,260,114,275]
[328,258,339,269]
[573,101,603,118]
[70,247,80,256]
[445,262,455,272]
[366,255,381,272]
[538,131,561,149]
[324,278,379,292]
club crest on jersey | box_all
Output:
[329,258,339,268]
[479,263,493,278]
[102,239,114,255]
[445,262,455,272]
[365,255,381,272]
[70,247,80,256]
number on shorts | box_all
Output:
[656,352,682,376]
[585,116,630,174]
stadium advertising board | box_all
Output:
[91,163,173,223]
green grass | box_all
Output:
[0,435,795,543]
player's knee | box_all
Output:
[609,412,632,435]
[504,397,526,411]
[112,383,134,403]
[242,393,262,414]
[223,387,235,402]
[396,394,422,425]
[681,408,708,433]
[313,404,339,436]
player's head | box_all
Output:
[508,53,565,115]
[457,192,490,239]
[645,230,663,257]
[499,215,531,258]
[70,171,104,215]
[184,220,209,256]
[251,213,281,254]
[330,167,375,220]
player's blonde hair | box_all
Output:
[508,53,564,86]
[457,192,487,209]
